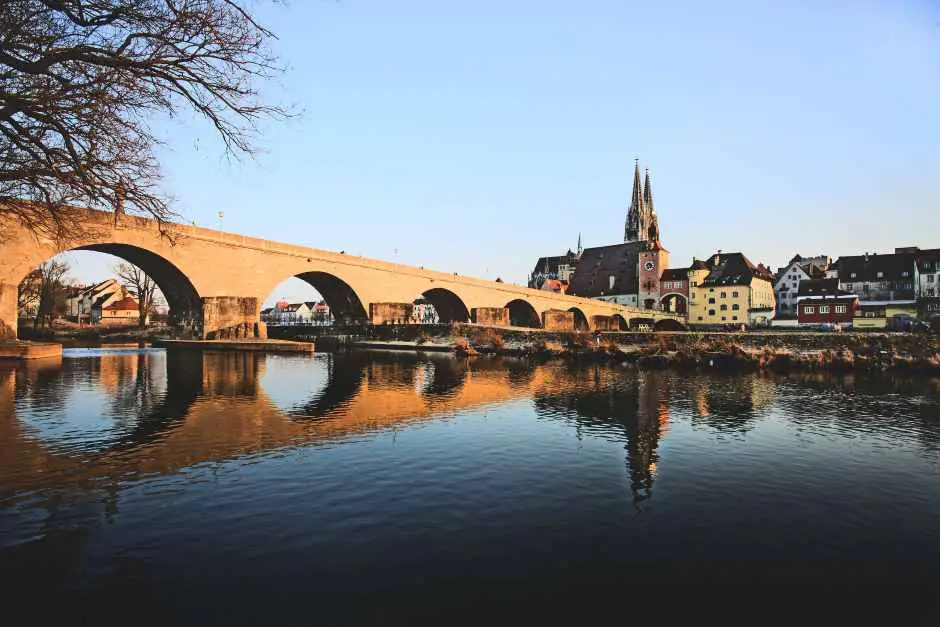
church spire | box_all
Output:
[577,232,582,256]
[625,158,646,242]
[644,168,655,216]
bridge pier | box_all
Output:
[471,307,509,326]
[0,282,17,339]
[370,302,414,325]
[541,309,575,331]
[201,296,261,340]
[590,315,613,331]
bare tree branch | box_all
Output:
[115,261,156,326]
[1,0,288,240]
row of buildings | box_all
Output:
[19,276,145,325]
[528,160,937,329]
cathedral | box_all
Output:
[567,160,669,309]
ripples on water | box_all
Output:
[1,348,940,625]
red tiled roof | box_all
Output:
[103,296,139,311]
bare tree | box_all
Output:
[115,262,156,327]
[17,266,42,318]
[34,258,69,328]
[0,1,287,239]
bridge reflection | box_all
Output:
[0,351,678,501]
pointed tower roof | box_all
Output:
[631,158,644,215]
[625,158,645,242]
[644,168,655,215]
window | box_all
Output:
[708,309,716,316]
[721,316,726,321]
[928,275,935,283]
[844,283,853,291]
[708,297,715,304]
[720,291,727,299]
[732,315,738,321]
[805,306,815,314]
[732,291,739,298]
[732,304,740,311]
[709,288,715,292]
[876,271,884,278]
[720,304,728,311]
[820,306,830,314]
[851,272,857,278]
[697,316,703,321]
[902,271,909,277]
[835,305,846,313]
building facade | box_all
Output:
[689,252,776,327]
[774,254,829,318]
[834,250,917,328]
[795,279,856,326]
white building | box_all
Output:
[773,255,830,318]
[67,279,127,323]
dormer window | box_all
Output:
[876,271,884,278]
[850,272,857,278]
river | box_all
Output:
[1,348,939,625]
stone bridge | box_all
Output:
[0,206,685,338]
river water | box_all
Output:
[1,348,939,625]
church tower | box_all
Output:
[625,159,659,243]
[636,166,669,309]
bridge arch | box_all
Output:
[660,292,687,315]
[654,318,685,332]
[292,271,368,324]
[610,314,628,331]
[568,307,589,331]
[421,288,470,324]
[506,299,541,328]
[15,243,202,335]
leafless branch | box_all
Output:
[1,0,288,240]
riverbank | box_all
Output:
[315,326,940,376]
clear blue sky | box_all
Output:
[64,0,940,304]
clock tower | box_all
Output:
[638,241,669,311]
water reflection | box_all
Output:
[3,351,938,504]
[3,350,940,624]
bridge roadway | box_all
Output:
[0,205,684,339]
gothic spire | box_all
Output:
[644,168,655,216]
[577,232,582,256]
[625,158,645,242]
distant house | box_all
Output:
[539,278,568,294]
[796,279,857,327]
[834,251,917,328]
[773,254,830,318]
[261,301,332,325]
[915,248,940,319]
[96,295,140,325]
[68,279,127,323]
[528,248,580,290]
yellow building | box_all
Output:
[689,252,776,327]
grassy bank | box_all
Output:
[448,327,940,376]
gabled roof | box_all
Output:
[567,241,649,297]
[700,252,767,287]
[797,278,850,297]
[103,296,139,311]
[836,253,915,282]
[660,268,688,282]
[531,250,579,276]
[281,302,309,312]
[690,259,709,271]
[915,248,940,272]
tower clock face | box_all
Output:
[644,261,655,272]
